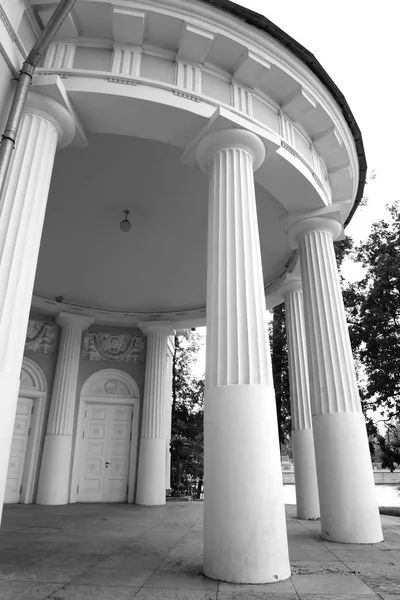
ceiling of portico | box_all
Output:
[34,133,291,314]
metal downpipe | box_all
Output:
[0,0,79,199]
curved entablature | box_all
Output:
[0,0,362,325]
[21,0,357,218]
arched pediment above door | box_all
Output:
[20,358,47,392]
[81,369,139,399]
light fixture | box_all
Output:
[120,210,131,232]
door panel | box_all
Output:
[5,397,34,504]
[79,403,133,502]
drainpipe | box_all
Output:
[0,0,79,199]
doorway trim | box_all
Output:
[18,358,47,504]
[70,369,140,504]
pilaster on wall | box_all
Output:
[111,44,141,78]
[176,61,202,95]
[43,42,76,70]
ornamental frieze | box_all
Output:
[25,320,57,354]
[82,332,144,364]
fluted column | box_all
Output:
[278,275,319,520]
[36,313,93,505]
[136,321,175,505]
[0,92,76,520]
[286,210,382,543]
[196,129,290,584]
[164,336,174,490]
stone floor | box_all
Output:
[0,502,400,600]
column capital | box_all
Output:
[195,128,266,173]
[24,91,76,149]
[281,206,343,249]
[138,320,175,336]
[276,274,303,297]
[55,312,94,331]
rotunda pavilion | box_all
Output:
[0,0,382,584]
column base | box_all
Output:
[313,412,383,543]
[203,384,290,584]
[292,429,320,520]
[136,438,166,506]
[0,372,21,520]
[36,435,72,505]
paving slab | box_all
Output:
[0,580,62,599]
[218,580,296,594]
[217,593,298,600]
[73,566,154,587]
[46,583,138,599]
[298,595,379,600]
[290,561,351,575]
[143,570,219,590]
[291,573,375,595]
[135,591,217,600]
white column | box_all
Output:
[196,129,290,584]
[0,93,75,521]
[136,321,175,505]
[164,335,174,490]
[286,211,383,543]
[278,275,319,520]
[36,313,93,505]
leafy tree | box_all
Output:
[342,201,400,469]
[171,332,205,490]
[270,304,291,444]
[346,201,400,423]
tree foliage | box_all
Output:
[342,202,400,469]
[171,332,205,488]
[271,304,291,444]
[346,202,400,423]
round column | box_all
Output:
[0,93,75,519]
[278,276,319,520]
[136,321,174,505]
[164,336,174,491]
[36,313,93,505]
[288,214,383,543]
[196,129,290,584]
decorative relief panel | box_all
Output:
[82,332,144,363]
[25,320,57,355]
[91,378,131,396]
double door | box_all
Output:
[5,397,34,504]
[78,403,133,502]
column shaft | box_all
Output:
[197,129,290,584]
[283,284,319,519]
[0,105,61,520]
[136,326,173,505]
[36,314,93,505]
[164,336,174,490]
[297,220,382,542]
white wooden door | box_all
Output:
[78,403,133,502]
[4,397,33,504]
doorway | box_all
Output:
[71,369,140,504]
[78,403,134,502]
[4,358,47,504]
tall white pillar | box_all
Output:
[136,321,175,505]
[286,210,383,543]
[36,313,93,505]
[0,92,75,521]
[164,335,174,490]
[278,275,320,520]
[196,129,290,584]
